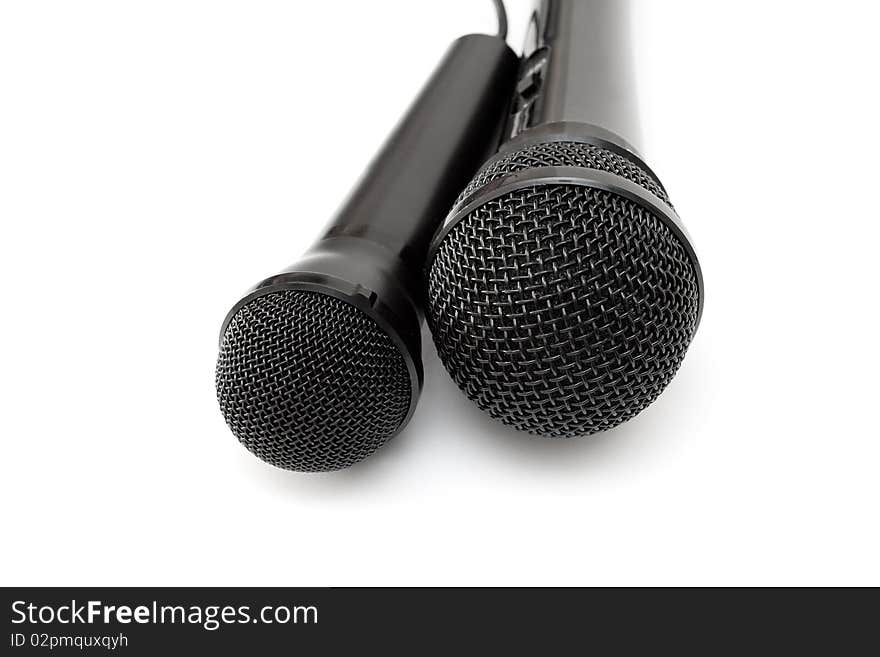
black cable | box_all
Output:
[492,0,508,40]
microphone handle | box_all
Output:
[321,34,518,273]
[505,0,643,156]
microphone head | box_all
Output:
[216,288,415,472]
[427,140,703,438]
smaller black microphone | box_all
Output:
[216,34,518,471]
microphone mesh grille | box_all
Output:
[428,143,699,438]
[216,290,411,471]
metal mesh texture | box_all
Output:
[453,141,669,209]
[216,290,411,471]
[428,142,699,438]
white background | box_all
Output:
[1,0,878,586]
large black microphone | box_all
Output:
[427,0,704,438]
[216,33,518,471]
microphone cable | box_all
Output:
[492,0,509,41]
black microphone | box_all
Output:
[426,0,704,438]
[216,34,518,471]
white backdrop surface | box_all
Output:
[1,1,878,586]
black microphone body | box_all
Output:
[427,0,704,438]
[217,34,518,471]
[508,0,643,153]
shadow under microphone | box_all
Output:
[216,34,519,471]
[427,0,705,438]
